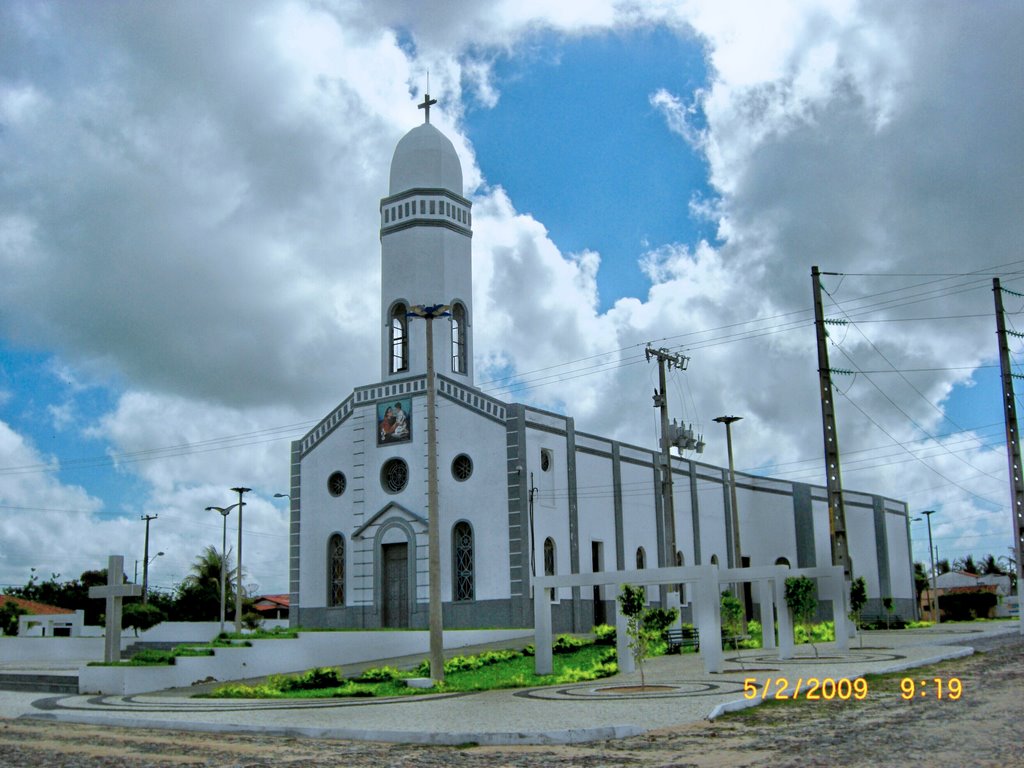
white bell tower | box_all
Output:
[379,95,474,386]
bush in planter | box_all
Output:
[592,623,616,645]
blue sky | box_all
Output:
[0,1,1021,595]
[464,27,715,311]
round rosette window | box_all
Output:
[327,471,347,497]
[381,458,409,494]
[451,454,473,481]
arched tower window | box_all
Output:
[451,302,467,374]
[543,537,556,602]
[328,533,345,607]
[390,303,408,373]
[452,521,474,602]
[635,546,646,569]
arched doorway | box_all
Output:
[379,526,410,628]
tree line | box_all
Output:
[1,546,259,635]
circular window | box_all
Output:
[451,454,473,481]
[327,471,347,497]
[381,458,409,494]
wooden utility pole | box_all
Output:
[646,346,689,582]
[409,303,450,681]
[811,266,851,580]
[992,278,1024,635]
[140,514,157,604]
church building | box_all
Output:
[288,103,916,632]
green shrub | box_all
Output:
[128,649,176,665]
[207,682,284,698]
[794,621,835,644]
[552,634,589,654]
[170,645,215,658]
[278,666,345,691]
[355,665,404,683]
[738,620,762,649]
[642,607,678,635]
[592,624,616,645]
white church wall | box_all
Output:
[695,468,728,566]
[845,500,882,597]
[574,450,617,576]
[524,420,571,602]
[619,459,659,570]
[737,484,796,567]
[436,399,510,602]
[297,410,362,611]
[886,512,913,600]
[670,469,696,570]
[811,496,834,568]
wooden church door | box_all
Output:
[382,542,409,628]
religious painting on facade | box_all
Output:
[377,398,412,445]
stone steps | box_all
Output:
[121,640,180,659]
[0,673,78,694]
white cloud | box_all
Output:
[0,0,1020,591]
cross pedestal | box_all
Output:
[89,555,143,663]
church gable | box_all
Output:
[352,501,426,541]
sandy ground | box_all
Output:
[0,632,1018,767]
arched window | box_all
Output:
[710,554,719,566]
[635,547,646,569]
[451,303,467,374]
[390,303,408,373]
[543,537,556,602]
[676,551,685,602]
[775,556,791,568]
[452,521,474,602]
[328,534,345,607]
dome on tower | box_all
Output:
[388,123,463,195]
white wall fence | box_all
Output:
[533,564,848,675]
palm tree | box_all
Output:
[954,554,979,574]
[176,546,238,622]
[980,554,1004,575]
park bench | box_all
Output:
[665,626,700,653]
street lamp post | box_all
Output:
[134,552,164,593]
[714,415,744,630]
[230,487,251,632]
[206,503,243,633]
[922,510,939,624]
[713,416,743,571]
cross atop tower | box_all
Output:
[418,93,437,124]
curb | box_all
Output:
[23,712,645,745]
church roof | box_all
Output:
[389,122,463,195]
[0,595,74,615]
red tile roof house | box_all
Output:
[0,596,82,636]
[251,594,289,620]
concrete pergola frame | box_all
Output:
[532,564,848,675]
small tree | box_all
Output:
[0,602,27,636]
[882,596,894,630]
[617,584,650,687]
[720,591,744,649]
[122,602,166,637]
[784,575,819,658]
[849,576,867,646]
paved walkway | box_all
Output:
[0,622,1017,745]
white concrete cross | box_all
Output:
[88,555,143,663]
